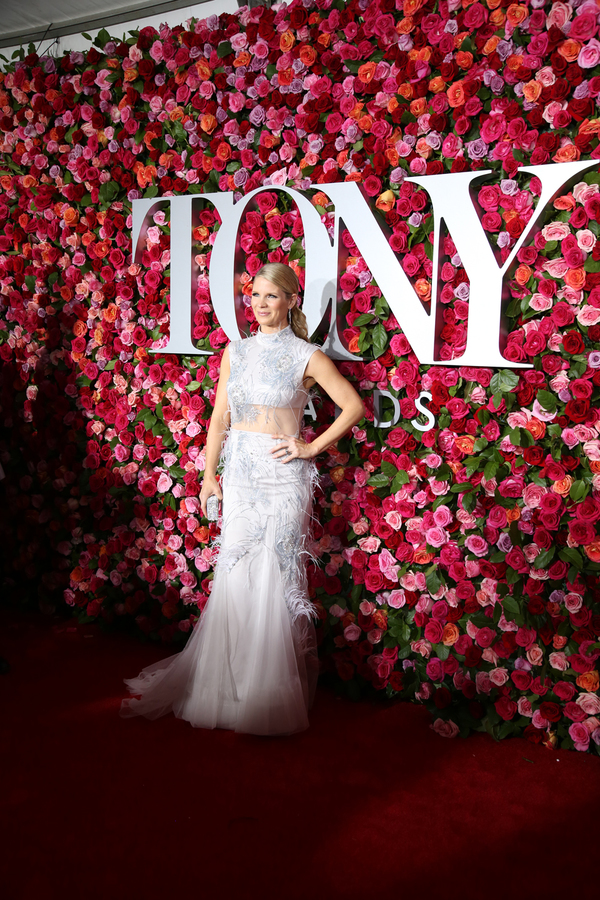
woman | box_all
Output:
[121,263,364,734]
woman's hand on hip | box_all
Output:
[200,475,222,517]
[270,434,316,463]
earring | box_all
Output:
[288,308,292,323]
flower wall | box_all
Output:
[2,0,600,753]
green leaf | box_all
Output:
[432,643,450,661]
[426,567,441,594]
[490,369,520,394]
[569,479,589,503]
[217,40,233,58]
[371,322,388,358]
[353,314,374,326]
[367,473,389,488]
[559,547,583,570]
[391,470,410,491]
[536,390,557,413]
[533,546,555,569]
[502,595,520,617]
[381,460,398,478]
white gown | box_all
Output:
[120,326,320,734]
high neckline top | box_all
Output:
[255,325,293,344]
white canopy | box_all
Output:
[0,0,238,50]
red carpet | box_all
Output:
[1,606,598,900]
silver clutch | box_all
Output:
[206,494,220,522]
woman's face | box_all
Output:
[251,276,296,333]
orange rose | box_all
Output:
[490,9,506,27]
[317,33,331,48]
[73,320,87,337]
[279,30,295,52]
[385,146,399,166]
[565,267,586,290]
[515,264,532,286]
[200,114,218,134]
[169,106,185,122]
[554,193,576,210]
[456,51,473,70]
[590,460,600,474]
[397,83,413,100]
[194,526,210,544]
[299,44,317,66]
[376,190,396,212]
[410,97,428,117]
[558,39,582,62]
[525,417,545,440]
[584,539,600,562]
[506,506,521,523]
[415,278,431,301]
[553,144,580,163]
[347,334,361,354]
[416,137,432,158]
[486,0,503,8]
[63,207,79,226]
[357,114,373,132]
[506,4,528,27]
[552,475,573,496]
[396,17,414,35]
[93,327,105,345]
[278,68,293,86]
[330,466,345,484]
[358,61,377,84]
[578,117,600,136]
[414,547,435,565]
[455,435,475,454]
[483,35,501,56]
[233,51,251,68]
[195,59,211,80]
[429,75,446,93]
[447,80,465,108]
[442,623,459,646]
[523,80,542,103]
[506,54,524,72]
[403,0,424,15]
[576,670,599,692]
[123,67,138,82]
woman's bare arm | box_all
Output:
[200,346,230,514]
[271,349,364,461]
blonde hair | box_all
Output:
[255,263,309,342]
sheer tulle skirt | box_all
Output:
[120,429,318,735]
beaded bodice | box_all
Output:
[227,326,318,435]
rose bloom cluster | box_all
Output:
[1,0,600,753]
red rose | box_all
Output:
[562,331,585,355]
[495,697,517,721]
[539,701,561,722]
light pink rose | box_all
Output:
[527,645,544,666]
[465,535,489,557]
[573,181,599,204]
[561,427,580,449]
[578,305,600,326]
[546,1,572,30]
[357,536,381,553]
[433,505,453,527]
[579,38,600,69]
[529,293,553,312]
[542,222,571,241]
[426,526,449,548]
[156,472,173,493]
[387,590,406,609]
[576,693,600,715]
[544,257,570,278]
[489,667,509,686]
[431,718,459,738]
[476,671,492,694]
[576,229,596,252]
[344,624,361,642]
[569,721,591,750]
[518,697,533,717]
[537,66,556,87]
[549,651,569,671]
[532,710,549,730]
[564,592,583,612]
[384,510,403,530]
[411,639,432,658]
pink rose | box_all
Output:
[579,38,600,68]
[549,651,569,671]
[431,718,459,738]
[489,666,509,686]
[576,693,600,715]
[569,721,591,751]
[465,535,489,557]
[344,624,361,642]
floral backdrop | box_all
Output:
[1,0,600,754]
